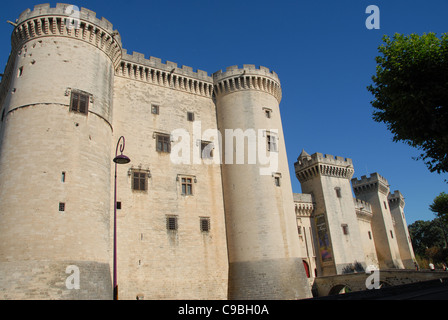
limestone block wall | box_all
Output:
[214,65,311,300]
[352,173,404,269]
[295,152,366,276]
[111,53,228,299]
[388,191,416,269]
[354,198,379,268]
[0,3,121,299]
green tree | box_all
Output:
[367,33,448,175]
[430,192,448,224]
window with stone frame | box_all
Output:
[156,133,171,153]
[267,133,278,152]
[181,177,193,195]
[132,170,148,191]
[70,91,89,115]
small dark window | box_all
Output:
[18,66,23,77]
[59,202,65,212]
[390,230,394,238]
[132,171,147,191]
[181,177,193,195]
[70,91,89,114]
[200,217,210,232]
[166,215,178,231]
[274,176,281,187]
[61,172,66,182]
[368,231,372,240]
[335,187,342,198]
[156,134,171,153]
[297,226,302,235]
[265,109,271,118]
[342,224,349,235]
[116,201,122,210]
[267,133,277,152]
[151,104,159,115]
[187,112,194,121]
[384,201,388,210]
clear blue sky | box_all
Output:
[1,0,447,224]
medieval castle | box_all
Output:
[0,4,415,299]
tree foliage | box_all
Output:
[408,217,448,257]
[429,192,448,223]
[367,33,448,175]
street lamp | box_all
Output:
[113,136,130,300]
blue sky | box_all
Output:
[1,0,447,224]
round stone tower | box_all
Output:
[213,65,311,299]
[0,4,121,299]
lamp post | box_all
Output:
[113,136,130,300]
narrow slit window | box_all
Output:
[61,172,66,183]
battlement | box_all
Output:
[351,172,389,187]
[293,193,315,217]
[295,151,354,182]
[121,49,212,82]
[353,198,372,213]
[213,65,279,82]
[17,3,117,34]
[351,173,390,196]
[212,65,282,103]
[296,152,353,169]
[11,3,122,69]
[388,190,405,209]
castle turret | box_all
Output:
[352,174,404,269]
[213,65,311,299]
[294,151,367,276]
[388,190,416,269]
[0,4,121,299]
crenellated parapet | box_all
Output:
[212,65,282,103]
[294,151,354,183]
[353,198,373,222]
[351,173,390,196]
[388,190,405,209]
[293,193,315,217]
[117,50,214,98]
[11,3,122,69]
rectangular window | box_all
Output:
[132,171,147,191]
[187,112,195,121]
[384,201,388,210]
[265,109,271,118]
[151,104,159,115]
[166,215,178,231]
[390,230,394,238]
[181,177,193,195]
[342,224,349,235]
[368,231,372,240]
[61,172,66,183]
[335,187,342,198]
[200,217,210,232]
[70,91,89,114]
[59,202,65,212]
[156,134,171,153]
[116,201,122,210]
[267,133,278,152]
[274,176,281,187]
[18,66,23,77]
